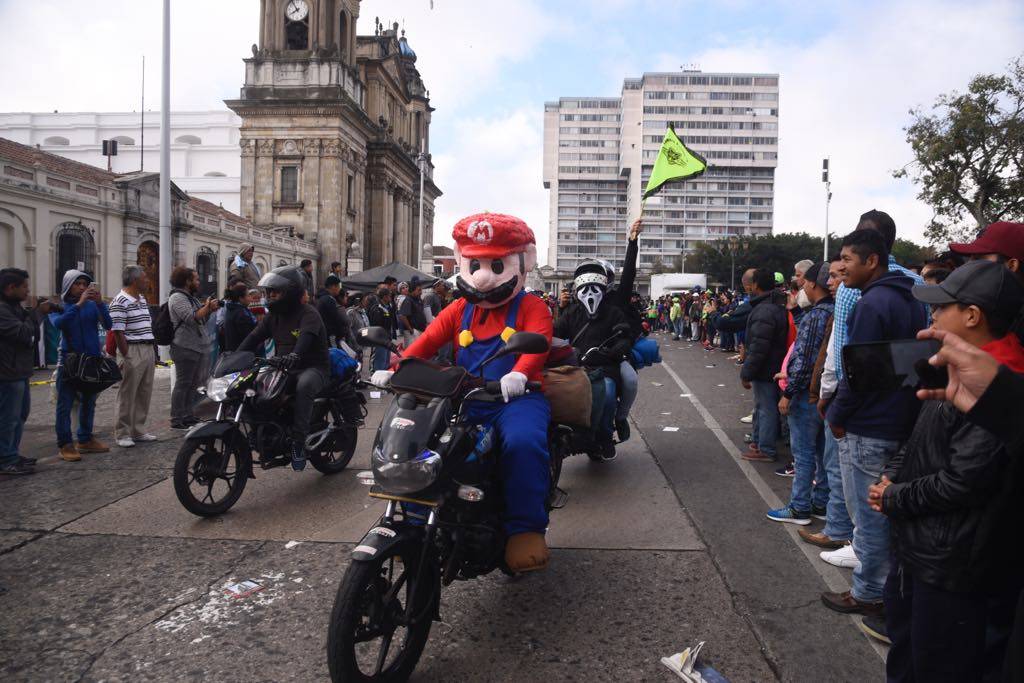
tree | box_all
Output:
[890,238,935,269]
[895,56,1024,245]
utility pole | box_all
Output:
[140,55,145,171]
[822,158,831,261]
[158,0,171,312]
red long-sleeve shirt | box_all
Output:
[404,295,553,382]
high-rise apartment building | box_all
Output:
[542,71,779,274]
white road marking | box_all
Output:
[660,359,888,661]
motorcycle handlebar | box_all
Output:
[482,380,543,394]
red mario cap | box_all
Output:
[452,212,535,258]
[950,222,1024,262]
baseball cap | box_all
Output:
[949,221,1024,262]
[803,262,830,289]
[912,260,1024,318]
[452,212,535,258]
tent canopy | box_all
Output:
[340,261,439,292]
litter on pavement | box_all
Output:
[651,382,663,387]
[284,541,301,549]
[223,580,264,599]
[663,427,680,432]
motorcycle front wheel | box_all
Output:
[327,540,437,682]
[309,406,358,475]
[172,434,250,516]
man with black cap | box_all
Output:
[316,274,353,350]
[948,221,1024,343]
[766,261,834,525]
[867,259,1024,682]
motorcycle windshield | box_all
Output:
[213,351,256,378]
[372,394,451,494]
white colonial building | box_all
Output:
[0,137,316,302]
[0,110,242,213]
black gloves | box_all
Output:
[278,352,300,370]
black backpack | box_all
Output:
[152,294,185,345]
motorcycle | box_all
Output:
[549,322,633,463]
[326,326,553,682]
[172,350,365,517]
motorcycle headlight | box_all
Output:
[205,372,240,402]
[371,446,442,494]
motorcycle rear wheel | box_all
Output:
[173,435,250,517]
[327,541,436,682]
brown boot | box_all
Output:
[505,532,550,573]
[798,529,846,550]
[59,443,81,462]
[77,438,110,454]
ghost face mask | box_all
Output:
[573,271,608,318]
[455,245,537,309]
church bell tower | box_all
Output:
[226,0,368,274]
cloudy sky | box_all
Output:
[2,0,1022,260]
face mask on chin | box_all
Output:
[576,283,605,317]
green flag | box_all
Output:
[643,124,708,199]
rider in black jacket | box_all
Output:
[553,261,632,460]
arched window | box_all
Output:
[54,222,95,294]
[43,136,70,146]
[195,247,219,299]
[203,171,227,177]
[112,135,135,146]
[284,1,309,50]
[175,134,202,145]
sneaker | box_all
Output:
[798,529,847,549]
[811,506,828,521]
[290,442,307,471]
[183,416,200,426]
[0,461,35,475]
[774,462,795,477]
[170,422,190,430]
[133,433,158,442]
[821,590,884,617]
[615,419,630,443]
[743,433,754,443]
[740,413,753,424]
[116,438,136,448]
[741,449,776,463]
[859,616,891,645]
[601,441,617,462]
[766,506,812,525]
[59,444,81,462]
[77,438,109,453]
[820,544,860,569]
[18,456,37,466]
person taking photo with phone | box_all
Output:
[866,259,1024,682]
[168,266,219,430]
[51,270,113,461]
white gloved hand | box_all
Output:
[370,370,394,388]
[500,371,528,403]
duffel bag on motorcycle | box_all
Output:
[542,365,592,428]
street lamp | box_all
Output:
[728,235,739,290]
[822,158,832,260]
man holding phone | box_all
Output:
[823,229,928,617]
[867,259,1024,681]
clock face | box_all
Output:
[285,0,309,21]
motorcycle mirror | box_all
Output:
[358,326,397,351]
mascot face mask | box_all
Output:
[453,213,537,309]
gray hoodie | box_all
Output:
[60,269,92,301]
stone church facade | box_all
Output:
[226,0,441,278]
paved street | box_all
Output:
[0,336,885,682]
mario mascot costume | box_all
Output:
[370,212,554,572]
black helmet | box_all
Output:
[259,265,305,314]
[595,259,616,284]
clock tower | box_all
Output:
[226,0,441,275]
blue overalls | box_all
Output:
[457,292,551,536]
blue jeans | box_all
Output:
[752,380,781,458]
[371,346,391,371]
[616,360,637,421]
[672,319,683,337]
[822,422,853,541]
[838,431,900,602]
[55,368,98,446]
[599,377,616,439]
[786,391,828,512]
[464,392,551,535]
[0,379,30,465]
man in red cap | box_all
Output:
[370,212,554,573]
[950,221,1024,342]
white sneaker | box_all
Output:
[133,433,158,442]
[740,413,753,424]
[820,544,860,569]
[116,438,136,448]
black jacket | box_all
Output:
[222,301,257,352]
[367,300,394,335]
[740,291,788,382]
[0,299,40,381]
[553,299,632,372]
[883,400,1023,592]
[316,288,352,347]
[714,299,752,333]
